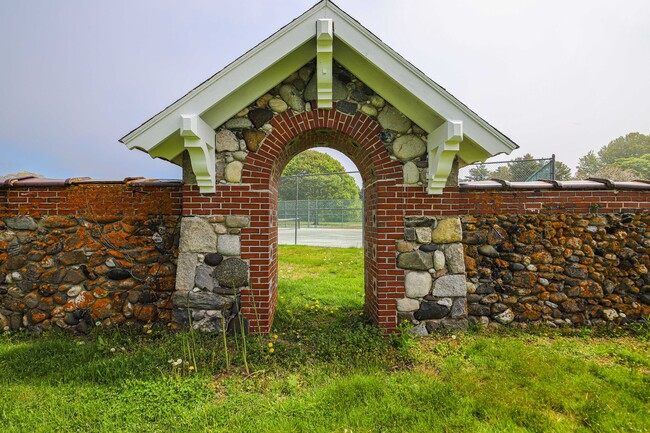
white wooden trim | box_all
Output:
[180,115,216,193]
[316,18,334,109]
[427,121,463,195]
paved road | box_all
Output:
[279,228,363,248]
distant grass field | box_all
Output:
[0,245,648,432]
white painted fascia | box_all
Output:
[120,1,332,152]
[427,121,463,195]
[325,2,517,156]
[120,0,517,167]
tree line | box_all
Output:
[463,132,650,182]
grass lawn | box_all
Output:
[1,245,648,432]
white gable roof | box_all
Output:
[120,0,517,167]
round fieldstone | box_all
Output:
[225,117,253,129]
[369,95,385,108]
[224,161,243,183]
[335,100,357,114]
[433,250,445,271]
[215,129,240,152]
[247,108,273,128]
[378,106,411,133]
[478,245,500,258]
[269,98,288,113]
[360,104,378,117]
[403,161,419,184]
[242,129,265,152]
[279,84,305,111]
[304,75,348,101]
[397,250,433,271]
[405,271,432,298]
[107,269,131,280]
[204,253,223,267]
[419,244,437,253]
[414,301,450,321]
[494,308,514,324]
[397,298,420,312]
[213,258,249,289]
[392,135,426,160]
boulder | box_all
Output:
[392,135,426,160]
[405,271,432,298]
[377,106,411,133]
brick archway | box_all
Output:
[239,108,404,333]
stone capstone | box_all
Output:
[397,250,433,271]
[217,235,240,256]
[414,301,450,321]
[431,275,466,297]
[431,218,462,244]
[224,161,243,183]
[377,106,411,133]
[213,258,249,289]
[215,129,240,152]
[405,271,432,298]
[392,135,426,161]
[180,217,217,253]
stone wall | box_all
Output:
[396,217,468,335]
[0,181,182,332]
[172,215,251,332]
[463,212,650,328]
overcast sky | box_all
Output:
[1,0,648,181]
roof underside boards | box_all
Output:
[120,0,518,168]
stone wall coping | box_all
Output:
[460,178,650,191]
[0,176,183,188]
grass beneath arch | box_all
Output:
[0,245,648,432]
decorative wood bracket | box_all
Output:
[427,120,463,194]
[180,115,216,193]
[316,18,334,109]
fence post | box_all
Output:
[294,175,299,245]
[551,154,556,180]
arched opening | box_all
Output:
[239,109,404,334]
[275,147,364,333]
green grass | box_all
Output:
[1,245,649,432]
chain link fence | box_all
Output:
[278,171,363,246]
[459,155,556,182]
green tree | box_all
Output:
[554,161,572,180]
[490,165,512,180]
[614,154,650,178]
[279,150,359,200]
[508,153,542,181]
[463,163,490,181]
[575,151,604,179]
[598,132,650,164]
[576,132,650,179]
